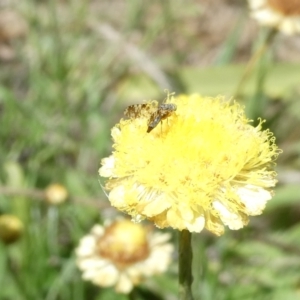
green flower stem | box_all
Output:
[234,28,277,100]
[179,230,194,300]
[128,289,137,300]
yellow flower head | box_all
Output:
[248,0,300,35]
[75,220,173,293]
[99,94,280,236]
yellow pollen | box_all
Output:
[97,220,150,267]
[267,0,300,15]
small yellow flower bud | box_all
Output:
[0,214,24,244]
[45,184,68,205]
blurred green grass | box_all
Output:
[1,0,300,299]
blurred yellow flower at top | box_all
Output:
[99,94,280,236]
[248,0,300,35]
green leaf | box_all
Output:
[266,185,300,211]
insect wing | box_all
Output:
[124,103,157,119]
[147,112,161,133]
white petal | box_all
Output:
[280,18,300,35]
[252,9,282,26]
[109,185,126,207]
[91,264,119,287]
[75,236,96,256]
[140,193,171,216]
[142,245,174,274]
[77,258,109,272]
[213,201,244,230]
[166,209,185,230]
[91,225,104,237]
[115,273,134,294]
[185,215,205,233]
[248,0,266,9]
[131,214,144,223]
[294,19,300,32]
[149,232,172,246]
[179,204,194,221]
[99,156,115,177]
[236,184,272,215]
[111,127,121,140]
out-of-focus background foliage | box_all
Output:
[0,0,300,299]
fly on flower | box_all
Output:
[147,103,177,133]
[124,97,177,133]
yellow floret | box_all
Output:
[100,94,280,235]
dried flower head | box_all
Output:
[248,0,300,34]
[45,183,68,205]
[0,214,24,244]
[99,94,280,236]
[75,220,173,293]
